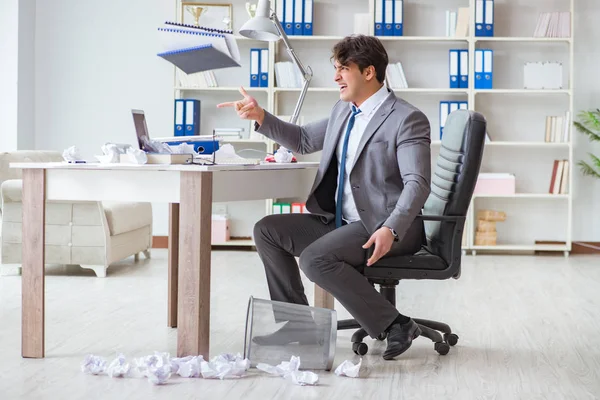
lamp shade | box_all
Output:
[239,0,280,41]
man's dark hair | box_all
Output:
[331,35,389,83]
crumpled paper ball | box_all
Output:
[62,146,84,162]
[273,147,293,163]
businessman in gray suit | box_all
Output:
[217,34,431,360]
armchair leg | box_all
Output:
[134,253,139,262]
[80,265,107,278]
[143,249,151,259]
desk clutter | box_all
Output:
[475,210,506,246]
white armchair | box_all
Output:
[0,151,153,277]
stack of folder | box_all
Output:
[374,0,403,36]
[276,0,313,35]
[449,49,469,89]
[439,101,468,140]
[272,202,308,214]
[475,0,494,37]
[157,21,241,74]
[174,99,200,137]
[474,49,493,89]
[250,48,269,88]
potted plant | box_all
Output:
[573,109,600,178]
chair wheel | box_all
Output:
[377,332,387,341]
[434,342,450,355]
[444,333,459,346]
[352,342,368,356]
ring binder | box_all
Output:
[157,24,241,74]
[163,20,233,35]
[158,44,241,74]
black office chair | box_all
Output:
[337,109,487,356]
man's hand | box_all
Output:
[216,86,265,125]
[362,227,395,266]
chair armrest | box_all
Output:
[1,179,23,203]
[416,214,466,222]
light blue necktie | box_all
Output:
[336,105,362,228]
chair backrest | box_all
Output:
[0,151,63,213]
[422,109,486,266]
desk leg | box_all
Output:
[22,169,46,358]
[168,203,179,328]
[314,285,334,310]
[177,171,212,358]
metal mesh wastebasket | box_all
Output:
[243,296,337,371]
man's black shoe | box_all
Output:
[382,318,421,360]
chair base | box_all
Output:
[336,282,459,357]
[338,317,459,356]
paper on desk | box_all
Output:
[257,356,319,386]
[274,147,293,163]
[334,358,362,378]
[63,146,84,162]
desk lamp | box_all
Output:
[239,0,313,128]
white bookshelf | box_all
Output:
[172,0,574,254]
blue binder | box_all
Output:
[259,49,269,87]
[483,49,493,89]
[384,0,393,36]
[459,101,468,110]
[484,0,494,36]
[303,0,313,35]
[439,101,450,140]
[474,49,484,89]
[293,0,303,35]
[284,0,294,35]
[165,140,219,154]
[174,99,185,137]
[449,50,460,88]
[475,0,484,37]
[184,99,201,136]
[393,0,403,36]
[374,0,384,36]
[459,49,469,88]
[250,48,260,87]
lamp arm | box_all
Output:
[270,11,313,126]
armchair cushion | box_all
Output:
[102,201,153,236]
[1,180,22,203]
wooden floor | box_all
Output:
[1,250,599,399]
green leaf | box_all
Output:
[591,153,600,169]
[577,110,600,132]
[578,159,600,179]
[573,121,600,142]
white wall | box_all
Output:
[34,0,175,235]
[8,0,598,241]
[17,0,36,150]
[0,0,19,151]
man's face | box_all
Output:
[334,61,368,103]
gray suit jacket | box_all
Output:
[256,88,431,244]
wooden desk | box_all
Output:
[11,161,334,359]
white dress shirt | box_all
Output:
[335,84,389,223]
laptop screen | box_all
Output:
[131,109,163,153]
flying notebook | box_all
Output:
[157,22,241,74]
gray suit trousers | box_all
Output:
[253,213,422,338]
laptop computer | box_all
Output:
[131,109,217,153]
